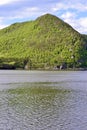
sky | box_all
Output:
[0,0,87,34]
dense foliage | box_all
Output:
[0,13,87,69]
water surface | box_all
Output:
[0,70,87,130]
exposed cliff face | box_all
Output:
[0,13,87,69]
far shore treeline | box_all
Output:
[0,14,87,70]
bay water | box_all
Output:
[0,70,87,130]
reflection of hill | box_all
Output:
[7,83,71,129]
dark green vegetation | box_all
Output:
[0,13,87,70]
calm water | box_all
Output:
[0,70,87,130]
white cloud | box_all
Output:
[52,2,87,12]
[61,12,77,27]
[52,3,68,11]
[78,18,87,34]
[7,6,49,21]
[0,17,8,29]
[0,0,21,5]
[0,6,48,29]
[0,24,7,29]
[79,18,87,28]
[71,3,87,12]
[61,12,87,34]
[8,7,40,19]
[61,12,76,19]
[51,2,87,34]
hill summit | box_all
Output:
[0,13,87,69]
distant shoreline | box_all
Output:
[0,67,87,71]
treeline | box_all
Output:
[0,55,87,70]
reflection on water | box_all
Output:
[8,85,70,129]
[0,83,87,130]
[0,84,71,130]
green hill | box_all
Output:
[0,13,87,69]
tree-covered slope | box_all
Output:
[0,13,87,69]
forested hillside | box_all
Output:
[0,14,87,69]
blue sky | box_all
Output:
[0,0,87,34]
